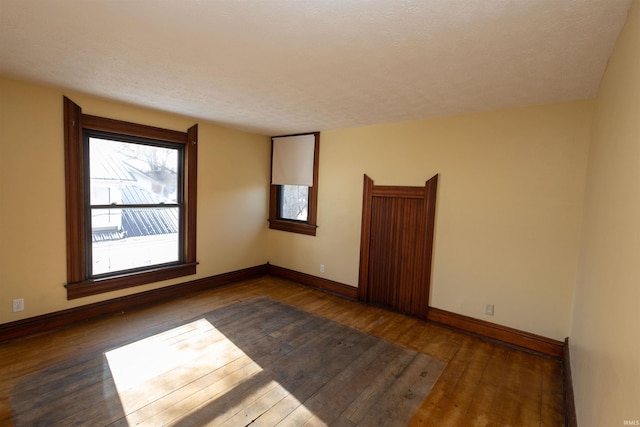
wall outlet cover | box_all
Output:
[12,298,24,312]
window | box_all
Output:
[279,185,309,221]
[63,97,197,299]
[269,132,319,236]
[88,136,181,275]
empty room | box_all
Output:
[0,1,638,426]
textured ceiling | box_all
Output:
[0,0,632,135]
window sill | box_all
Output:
[65,262,197,300]
[268,219,317,236]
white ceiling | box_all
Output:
[0,0,632,136]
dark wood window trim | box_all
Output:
[63,97,198,300]
[268,132,319,236]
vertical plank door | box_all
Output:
[358,174,438,319]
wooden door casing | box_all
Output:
[358,174,438,319]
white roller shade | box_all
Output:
[271,134,316,186]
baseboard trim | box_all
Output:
[2,262,565,362]
[266,265,563,358]
[0,264,269,343]
[427,307,564,359]
[267,264,359,300]
[564,337,577,427]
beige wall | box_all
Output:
[0,78,594,343]
[0,51,609,346]
[570,1,640,425]
[0,77,271,324]
[269,100,593,340]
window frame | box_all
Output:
[63,97,198,299]
[268,132,319,236]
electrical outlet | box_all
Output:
[320,264,325,273]
[12,298,24,312]
[485,304,494,316]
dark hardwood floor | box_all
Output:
[0,276,565,426]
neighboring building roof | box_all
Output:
[91,146,179,242]
[121,185,179,238]
[89,140,135,182]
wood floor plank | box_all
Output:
[488,350,543,427]
[234,320,381,426]
[304,340,400,411]
[299,342,396,426]
[356,355,441,427]
[201,315,373,426]
[274,341,382,426]
[382,357,446,427]
[440,340,497,422]
[125,309,337,425]
[409,336,493,426]
[40,300,304,426]
[136,310,344,426]
[341,350,418,423]
[458,345,510,425]
[1,276,565,427]
[45,300,308,421]
[541,358,565,426]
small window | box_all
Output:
[269,132,319,236]
[63,97,198,299]
[279,185,309,221]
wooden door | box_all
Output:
[358,174,438,319]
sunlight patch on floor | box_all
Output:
[105,319,250,415]
[106,319,218,389]
[103,317,317,425]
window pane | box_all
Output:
[90,137,179,205]
[91,207,180,276]
[280,185,309,221]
